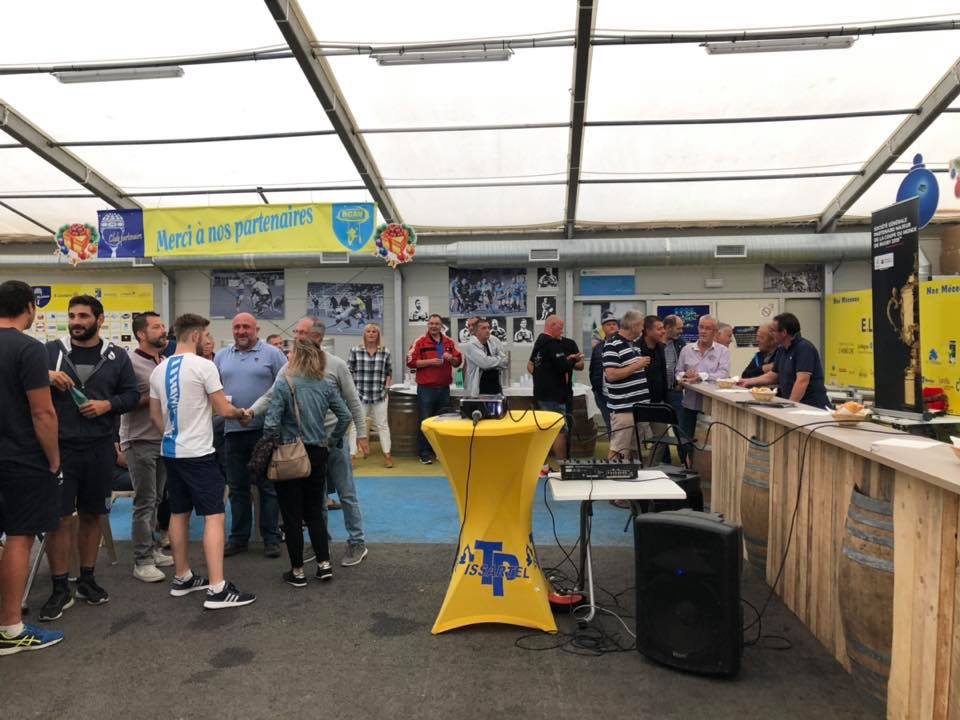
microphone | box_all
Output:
[471,409,482,426]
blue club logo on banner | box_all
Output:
[97,209,145,258]
[33,286,52,309]
[896,154,939,230]
[332,203,375,252]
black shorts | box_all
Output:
[61,438,115,517]
[163,454,225,517]
[0,454,61,536]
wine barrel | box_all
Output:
[691,414,713,508]
[387,390,421,456]
[838,485,894,704]
[739,440,770,577]
[941,225,960,275]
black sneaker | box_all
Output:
[169,574,210,597]
[419,456,433,465]
[264,543,282,559]
[75,577,109,606]
[283,571,308,588]
[223,543,248,557]
[316,561,333,581]
[39,587,74,622]
[203,581,256,610]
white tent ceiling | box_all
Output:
[1,0,959,238]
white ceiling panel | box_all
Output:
[0,1,282,63]
[328,47,574,128]
[389,186,564,228]
[581,117,899,177]
[0,147,93,193]
[577,176,850,223]
[0,59,333,141]
[301,0,575,43]
[365,129,567,182]
[0,196,108,232]
[588,34,960,121]
[596,2,960,32]
[75,136,362,193]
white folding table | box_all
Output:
[547,472,686,621]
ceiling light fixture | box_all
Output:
[703,36,857,55]
[52,66,185,84]
[372,49,513,66]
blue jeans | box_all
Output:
[416,385,452,458]
[324,441,365,547]
[224,429,282,546]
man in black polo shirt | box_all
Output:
[527,314,583,476]
[639,314,671,464]
[741,313,830,408]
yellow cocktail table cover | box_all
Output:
[422,411,562,634]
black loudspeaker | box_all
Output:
[634,510,743,677]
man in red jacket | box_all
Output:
[406,314,462,465]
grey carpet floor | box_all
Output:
[5,542,883,720]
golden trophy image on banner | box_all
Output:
[885,257,921,407]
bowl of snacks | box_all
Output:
[749,387,777,402]
[832,400,872,423]
[717,376,740,389]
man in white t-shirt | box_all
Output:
[149,313,256,611]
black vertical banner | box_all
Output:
[871,197,922,414]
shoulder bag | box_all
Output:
[266,375,312,481]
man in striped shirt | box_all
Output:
[602,310,651,461]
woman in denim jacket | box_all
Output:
[264,338,351,586]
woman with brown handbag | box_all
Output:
[263,338,351,586]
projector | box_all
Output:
[459,395,508,421]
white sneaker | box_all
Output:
[134,564,166,583]
[153,549,174,567]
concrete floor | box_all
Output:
[6,542,883,720]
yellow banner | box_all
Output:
[29,283,155,352]
[825,290,874,388]
[920,279,960,409]
[145,203,376,257]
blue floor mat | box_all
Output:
[108,476,635,548]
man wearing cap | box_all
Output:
[590,311,619,432]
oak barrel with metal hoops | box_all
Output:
[386,389,421,456]
[838,485,894,704]
[739,439,770,577]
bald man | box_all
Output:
[741,323,782,380]
[215,313,288,558]
[527,314,583,474]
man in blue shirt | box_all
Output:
[214,313,287,557]
[741,313,830,409]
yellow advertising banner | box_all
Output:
[28,283,155,352]
[824,290,874,388]
[145,203,376,257]
[920,279,960,409]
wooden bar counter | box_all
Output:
[687,383,960,719]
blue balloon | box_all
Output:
[897,153,939,229]
[379,247,388,256]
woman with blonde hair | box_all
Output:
[264,338,351,585]
[347,323,394,468]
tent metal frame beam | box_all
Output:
[263,0,400,223]
[817,57,960,231]
[0,199,55,234]
[0,165,950,201]
[5,108,957,150]
[563,0,596,239]
[2,17,958,77]
[0,101,139,210]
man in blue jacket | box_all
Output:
[40,294,139,622]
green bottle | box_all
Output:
[69,386,89,407]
